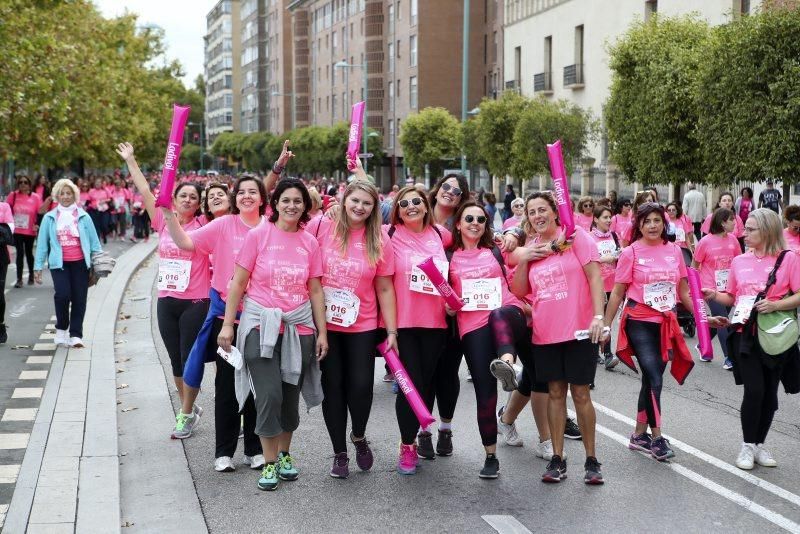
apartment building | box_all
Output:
[205,0,242,144]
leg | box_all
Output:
[738,352,768,444]
[176,299,210,401]
[626,320,666,436]
[570,384,596,458]
[66,261,89,339]
[156,298,188,402]
[23,236,35,279]
[321,331,349,454]
[396,330,430,445]
[245,331,285,460]
[756,364,782,445]
[547,380,568,457]
[344,330,378,440]
[14,235,24,283]
[462,325,499,453]
[50,268,71,333]
[432,323,462,423]
[0,259,7,324]
[212,319,245,458]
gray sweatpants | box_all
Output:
[244,330,315,438]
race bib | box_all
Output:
[461,278,502,311]
[13,213,29,230]
[714,269,730,292]
[731,295,757,325]
[410,259,448,295]
[597,240,617,258]
[643,281,676,312]
[157,258,192,292]
[675,227,686,243]
[323,287,360,327]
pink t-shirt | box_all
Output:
[575,213,593,232]
[0,202,14,228]
[527,228,599,344]
[783,228,800,252]
[112,187,130,214]
[9,192,42,236]
[55,208,84,262]
[502,216,523,231]
[702,212,744,238]
[615,240,688,322]
[693,233,741,291]
[589,230,618,292]
[384,224,448,330]
[236,221,323,335]
[610,213,633,243]
[79,192,91,210]
[738,198,753,221]
[449,247,522,337]
[189,214,264,301]
[671,214,693,249]
[726,251,800,312]
[88,188,111,211]
[314,217,395,332]
[152,209,211,300]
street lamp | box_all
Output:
[334,60,369,173]
[187,121,206,173]
[271,91,296,131]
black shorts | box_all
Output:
[518,334,549,395]
[533,339,596,385]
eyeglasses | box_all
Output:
[398,197,423,208]
[583,203,594,208]
[511,203,525,208]
[743,226,759,233]
[463,215,487,224]
[440,183,462,197]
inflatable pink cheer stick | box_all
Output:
[687,267,713,359]
[155,104,191,208]
[378,340,436,430]
[546,140,576,240]
[417,256,464,311]
[347,101,366,171]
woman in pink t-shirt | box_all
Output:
[666,201,696,267]
[511,191,606,485]
[111,178,130,241]
[87,178,112,244]
[701,192,745,242]
[116,142,211,427]
[385,185,449,475]
[218,178,327,491]
[610,199,633,246]
[782,205,800,252]
[502,198,525,231]
[7,175,43,286]
[312,168,398,479]
[0,201,13,342]
[590,205,621,369]
[692,208,740,368]
[705,208,800,471]
[574,196,595,232]
[448,201,531,479]
[735,187,754,224]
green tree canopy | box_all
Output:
[398,107,461,178]
[473,92,529,178]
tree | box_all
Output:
[461,115,487,169]
[398,107,461,178]
[605,15,711,185]
[473,92,529,178]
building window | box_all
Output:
[389,3,395,34]
[411,0,418,25]
[644,0,657,21]
[388,41,395,72]
[397,1,401,20]
[410,35,417,67]
[388,119,395,148]
[740,0,750,15]
[409,76,418,108]
[388,80,395,110]
[332,31,337,53]
[332,94,338,118]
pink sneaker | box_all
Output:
[397,443,417,475]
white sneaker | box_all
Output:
[244,454,266,469]
[755,444,777,467]
[69,337,84,348]
[54,329,69,346]
[214,456,236,472]
[496,407,523,447]
[735,442,756,470]
[535,438,559,461]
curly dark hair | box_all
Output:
[630,202,669,244]
[268,178,312,226]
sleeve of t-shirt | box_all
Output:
[784,252,800,293]
[0,203,13,224]
[675,244,688,277]
[615,246,634,285]
[188,216,223,256]
[572,229,599,265]
[376,232,395,276]
[725,258,738,294]
[758,192,765,204]
[308,240,323,279]
[693,237,707,264]
[236,228,261,272]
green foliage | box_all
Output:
[605,14,711,185]
[473,92,530,178]
[398,107,462,178]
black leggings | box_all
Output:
[156,297,209,377]
[738,351,782,444]
[0,258,7,322]
[321,329,378,454]
[396,328,446,445]
[14,234,34,280]
[132,212,151,239]
[429,317,462,420]
[625,319,667,428]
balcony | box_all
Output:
[563,64,584,88]
[504,79,520,94]
[533,72,552,94]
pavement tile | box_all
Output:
[0,464,20,483]
[12,388,43,399]
[26,356,53,364]
[26,523,74,534]
[2,408,38,421]
[0,434,30,449]
[19,371,48,380]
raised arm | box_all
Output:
[159,207,195,251]
[264,140,294,194]
[116,142,156,220]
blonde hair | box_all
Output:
[334,180,383,267]
[308,187,322,212]
[51,178,80,203]
[390,186,433,229]
[748,208,786,256]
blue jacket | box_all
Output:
[35,207,102,271]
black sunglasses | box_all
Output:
[464,214,487,224]
[398,197,423,208]
[441,183,463,196]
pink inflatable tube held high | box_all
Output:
[347,101,366,171]
[378,340,436,430]
[546,140,576,240]
[155,104,191,208]
[687,267,713,359]
[417,256,464,311]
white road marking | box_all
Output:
[9,298,36,318]
[26,356,52,364]
[2,409,38,422]
[11,388,42,399]
[482,515,532,534]
[44,324,56,330]
[0,434,29,449]
[32,343,56,352]
[18,370,47,380]
[0,503,7,528]
[39,332,55,340]
[0,465,20,484]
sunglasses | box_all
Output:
[440,183,462,196]
[464,215,487,224]
[511,203,524,208]
[398,197,423,208]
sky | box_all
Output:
[92,0,219,88]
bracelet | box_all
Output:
[272,162,285,175]
[593,315,603,320]
[550,240,560,253]
[387,330,398,336]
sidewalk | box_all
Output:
[3,239,177,534]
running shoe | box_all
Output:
[193,404,204,419]
[735,442,755,470]
[534,439,564,461]
[54,329,69,347]
[604,353,619,370]
[417,431,435,459]
[650,436,675,461]
[628,432,653,452]
[596,352,604,365]
[397,443,417,475]
[564,417,582,440]
[257,463,279,491]
[382,372,394,383]
[490,359,518,392]
[13,279,22,289]
[330,452,349,479]
[69,337,84,348]
[392,380,399,394]
[479,454,500,479]
[277,451,299,481]
[584,456,604,485]
[723,357,734,371]
[214,456,235,472]
[497,406,523,447]
[244,454,265,470]
[436,429,453,457]
[171,412,197,439]
[541,455,567,483]
[351,435,374,471]
[755,444,777,467]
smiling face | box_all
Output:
[527,197,558,236]
[456,206,488,243]
[581,199,594,215]
[344,188,375,226]
[235,180,261,215]
[511,200,525,218]
[57,186,75,207]
[207,187,231,215]
[398,191,427,225]
[639,212,665,242]
[277,186,306,225]
[174,185,200,217]
[595,209,612,232]
[435,177,463,210]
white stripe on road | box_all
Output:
[11,388,42,399]
[0,434,29,449]
[26,356,52,364]
[1,409,37,422]
[482,515,532,534]
[0,465,20,484]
